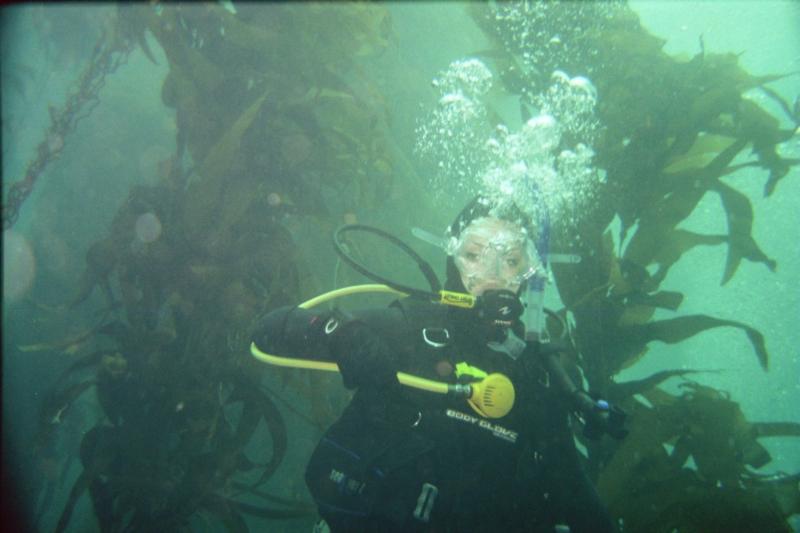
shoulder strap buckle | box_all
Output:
[422,327,450,348]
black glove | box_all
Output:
[252,306,340,359]
[253,307,399,389]
[572,390,628,440]
[252,305,295,354]
[530,340,628,440]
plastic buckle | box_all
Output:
[413,482,438,522]
[422,327,450,348]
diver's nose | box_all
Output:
[488,248,503,277]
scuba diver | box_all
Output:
[251,196,623,532]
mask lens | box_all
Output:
[450,218,541,293]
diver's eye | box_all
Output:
[506,258,520,268]
[464,252,480,262]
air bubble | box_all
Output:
[416,57,604,229]
[135,212,162,244]
[3,230,36,303]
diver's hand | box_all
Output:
[252,305,295,354]
[252,307,397,388]
[572,390,628,440]
[328,321,398,389]
[252,306,340,358]
[527,340,628,440]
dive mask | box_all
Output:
[447,217,542,295]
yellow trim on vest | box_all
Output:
[455,362,489,380]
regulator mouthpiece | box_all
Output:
[466,372,515,418]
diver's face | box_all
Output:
[451,217,536,297]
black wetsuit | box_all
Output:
[253,298,615,533]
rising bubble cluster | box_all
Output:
[485,0,627,89]
[533,71,599,145]
[416,59,496,196]
[416,58,604,231]
[430,58,494,99]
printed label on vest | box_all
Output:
[445,408,518,443]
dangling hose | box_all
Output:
[250,283,515,418]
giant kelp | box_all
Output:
[470,1,800,530]
[26,3,393,531]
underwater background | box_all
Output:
[2,2,798,532]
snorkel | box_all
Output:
[521,184,550,341]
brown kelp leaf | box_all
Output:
[52,350,108,386]
[68,238,119,308]
[234,499,315,520]
[758,84,800,125]
[649,229,727,286]
[18,306,114,354]
[204,3,281,54]
[228,382,288,488]
[199,494,248,533]
[609,258,650,296]
[116,4,158,65]
[669,383,772,477]
[18,334,88,354]
[663,133,739,174]
[681,85,741,137]
[342,3,391,57]
[624,135,749,275]
[86,476,114,532]
[625,290,684,311]
[31,379,97,460]
[739,98,786,147]
[609,369,703,403]
[182,90,269,245]
[750,473,800,518]
[736,98,796,195]
[619,314,768,370]
[657,488,792,533]
[55,426,119,533]
[616,304,656,328]
[600,383,795,531]
[763,150,798,196]
[42,380,96,425]
[636,140,746,276]
[753,422,800,438]
[623,186,707,271]
[230,399,261,452]
[252,386,288,487]
[712,180,777,284]
[54,470,91,533]
[596,392,688,511]
[146,8,224,88]
[232,481,317,512]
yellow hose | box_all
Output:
[250,342,450,395]
[250,342,339,372]
[298,284,407,309]
[249,283,515,417]
[251,284,450,393]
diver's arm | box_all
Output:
[541,397,618,533]
[252,305,335,360]
[557,447,617,533]
[533,341,627,440]
[251,305,402,389]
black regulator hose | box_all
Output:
[333,224,442,298]
[538,342,628,440]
